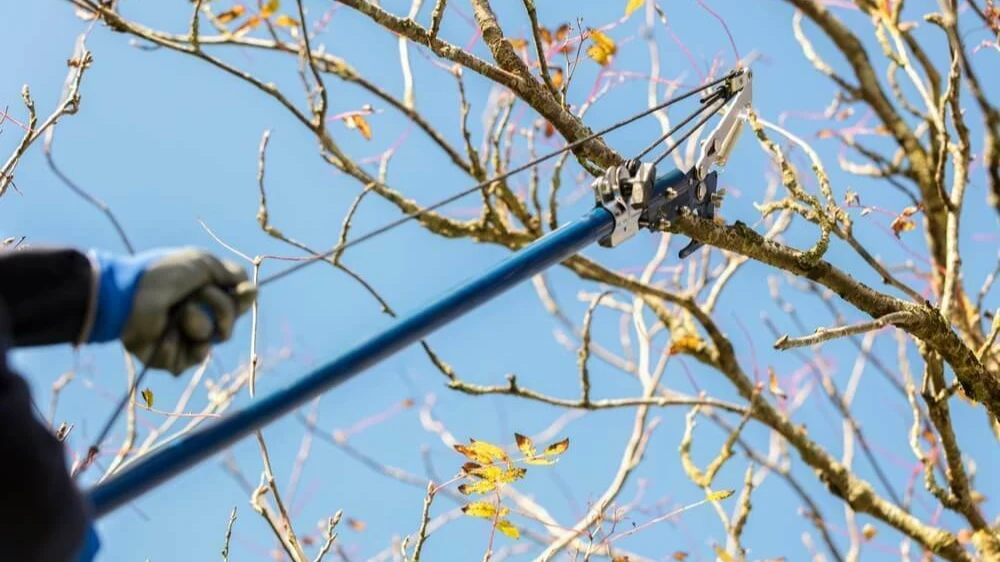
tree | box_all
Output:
[2,0,998,560]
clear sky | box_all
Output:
[2,1,998,560]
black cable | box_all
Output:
[633,90,725,162]
[257,71,738,288]
[652,94,730,166]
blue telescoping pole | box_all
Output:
[88,204,618,517]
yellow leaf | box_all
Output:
[508,38,529,50]
[498,467,527,484]
[768,367,787,399]
[469,438,510,463]
[862,523,877,540]
[971,490,987,504]
[343,114,373,141]
[550,67,564,89]
[514,433,536,457]
[586,29,617,66]
[669,333,702,355]
[140,388,154,408]
[459,479,497,495]
[232,14,262,37]
[543,437,570,456]
[462,502,507,519]
[261,0,280,18]
[217,4,246,24]
[275,14,299,27]
[707,489,735,502]
[713,545,733,562]
[524,457,557,466]
[496,519,520,539]
[625,0,646,17]
[455,444,494,464]
[467,465,503,481]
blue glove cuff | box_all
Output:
[86,249,171,343]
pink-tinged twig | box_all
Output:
[694,0,740,65]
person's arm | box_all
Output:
[0,298,91,562]
[0,246,96,347]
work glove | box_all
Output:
[84,247,256,375]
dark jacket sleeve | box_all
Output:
[0,299,90,562]
[0,246,96,347]
[0,247,94,561]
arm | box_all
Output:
[0,246,96,347]
[0,298,92,562]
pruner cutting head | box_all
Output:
[592,67,752,257]
[695,67,752,182]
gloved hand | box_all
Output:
[84,247,256,375]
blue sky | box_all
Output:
[2,1,998,560]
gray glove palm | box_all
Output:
[118,249,256,375]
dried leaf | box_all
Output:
[347,518,366,532]
[873,124,891,135]
[767,367,787,399]
[900,205,920,217]
[496,519,520,539]
[551,67,564,89]
[844,189,860,206]
[461,462,482,475]
[970,490,987,504]
[274,14,299,27]
[816,129,835,139]
[672,553,689,561]
[543,121,555,138]
[462,502,507,519]
[217,4,246,24]
[862,522,877,540]
[543,437,570,457]
[586,29,617,66]
[890,215,916,238]
[508,38,529,50]
[539,26,552,45]
[458,479,498,495]
[625,0,646,17]
[669,333,702,355]
[343,114,373,141]
[921,426,937,446]
[514,433,536,457]
[707,489,735,501]
[957,529,973,545]
[554,23,571,43]
[713,545,733,562]
[140,388,154,408]
[232,14,262,37]
[261,0,280,18]
[524,457,557,465]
